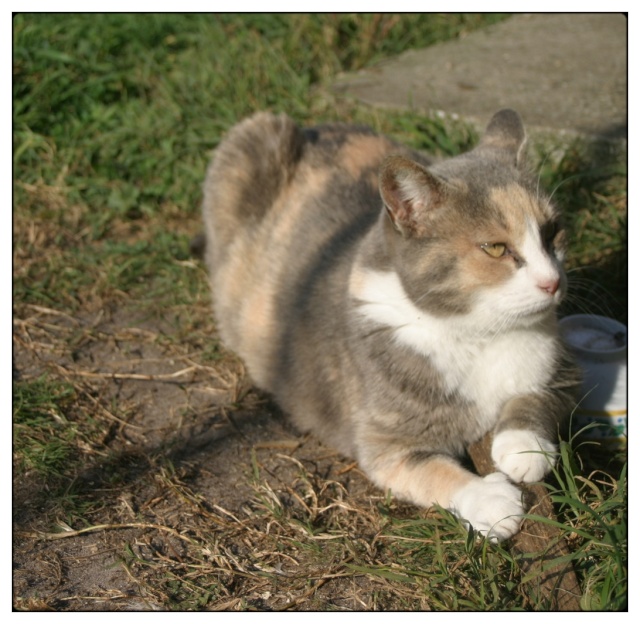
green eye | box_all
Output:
[480,242,508,258]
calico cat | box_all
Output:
[202,109,580,541]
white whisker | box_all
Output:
[547,172,583,206]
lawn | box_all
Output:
[12,13,626,611]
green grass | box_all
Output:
[12,375,115,528]
[13,13,626,612]
[543,438,627,610]
[13,377,80,479]
[14,13,625,318]
[536,142,628,325]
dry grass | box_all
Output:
[12,295,435,610]
[13,293,530,611]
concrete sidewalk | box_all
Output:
[333,13,627,141]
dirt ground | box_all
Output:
[13,297,427,611]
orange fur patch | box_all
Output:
[339,135,395,180]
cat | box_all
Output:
[201,109,580,541]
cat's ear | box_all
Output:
[479,109,527,166]
[379,155,446,237]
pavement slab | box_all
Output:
[333,13,627,141]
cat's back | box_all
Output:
[202,112,422,389]
[203,113,412,249]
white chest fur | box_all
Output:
[351,268,557,424]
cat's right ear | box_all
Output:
[379,155,445,237]
[479,109,527,166]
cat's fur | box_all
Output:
[202,109,580,541]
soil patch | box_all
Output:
[13,302,413,611]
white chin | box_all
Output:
[519,301,556,322]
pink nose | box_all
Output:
[539,277,560,295]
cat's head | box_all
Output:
[378,109,567,330]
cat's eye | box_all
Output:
[480,242,508,258]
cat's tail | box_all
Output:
[202,112,306,262]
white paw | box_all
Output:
[449,473,524,542]
[492,429,557,483]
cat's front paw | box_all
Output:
[492,429,557,483]
[449,473,524,542]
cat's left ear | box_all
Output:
[379,155,447,238]
[479,109,527,167]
